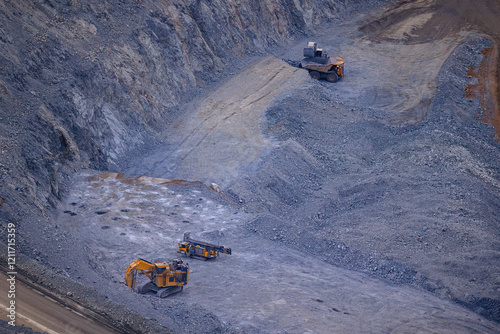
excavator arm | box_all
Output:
[123,258,156,290]
[121,258,189,297]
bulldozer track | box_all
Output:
[127,56,307,186]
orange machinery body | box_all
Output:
[177,232,231,260]
[122,258,188,297]
[300,41,344,82]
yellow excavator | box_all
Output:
[177,232,231,260]
[121,258,189,298]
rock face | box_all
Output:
[0,1,380,330]
[0,0,363,229]
[2,0,500,332]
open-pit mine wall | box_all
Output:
[0,0,377,236]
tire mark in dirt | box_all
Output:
[333,35,461,125]
[140,56,308,186]
[356,0,500,128]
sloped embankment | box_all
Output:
[0,0,382,332]
[0,0,367,258]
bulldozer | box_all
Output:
[299,42,344,82]
[121,258,188,298]
[177,232,231,260]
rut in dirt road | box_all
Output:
[127,56,308,187]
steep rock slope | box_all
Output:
[0,0,370,246]
[0,0,387,332]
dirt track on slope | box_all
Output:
[127,57,308,187]
[360,0,500,135]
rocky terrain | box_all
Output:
[1,0,500,333]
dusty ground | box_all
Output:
[0,271,119,334]
[4,0,500,333]
[48,1,500,332]
[358,0,500,134]
[125,56,308,187]
[56,171,499,333]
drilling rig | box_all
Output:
[178,232,232,260]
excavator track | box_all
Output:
[138,282,156,294]
[156,285,183,298]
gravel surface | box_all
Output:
[54,3,500,332]
[2,0,500,333]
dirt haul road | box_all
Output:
[58,172,500,334]
[126,56,308,188]
[47,0,500,333]
[0,272,119,334]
